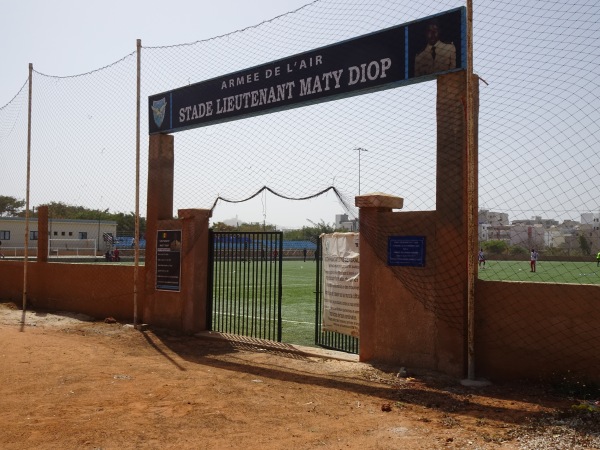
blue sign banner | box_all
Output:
[388,236,426,267]
[149,7,465,134]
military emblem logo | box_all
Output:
[151,97,167,128]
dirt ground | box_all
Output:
[0,301,598,450]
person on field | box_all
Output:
[478,248,486,268]
[303,248,307,262]
[530,248,539,272]
[597,250,600,267]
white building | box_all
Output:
[478,210,509,226]
[335,213,358,231]
[0,217,117,254]
[581,212,600,230]
[510,224,545,250]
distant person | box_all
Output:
[530,248,539,272]
[478,248,486,268]
[303,248,307,262]
[105,250,112,262]
[597,250,600,267]
[414,18,456,77]
[0,240,4,258]
[272,249,278,262]
[113,247,120,262]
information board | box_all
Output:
[388,236,426,267]
[156,230,182,291]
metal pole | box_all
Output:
[134,39,141,328]
[22,63,33,327]
[466,0,476,380]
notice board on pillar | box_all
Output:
[156,230,182,291]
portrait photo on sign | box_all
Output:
[408,9,463,79]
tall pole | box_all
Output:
[466,0,476,381]
[354,147,368,195]
[22,63,33,328]
[134,39,141,328]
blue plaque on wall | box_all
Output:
[388,236,426,267]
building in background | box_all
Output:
[335,213,359,231]
[0,217,117,255]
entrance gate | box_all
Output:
[208,231,283,341]
[207,231,358,354]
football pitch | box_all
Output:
[280,260,319,347]
[477,260,600,284]
[280,259,600,347]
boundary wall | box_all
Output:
[1,258,598,382]
[1,71,598,383]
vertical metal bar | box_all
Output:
[225,235,232,333]
[233,236,239,334]
[246,234,253,337]
[219,235,225,331]
[315,237,322,345]
[259,234,266,337]
[264,232,270,339]
[22,63,33,326]
[214,233,218,329]
[134,39,141,328]
[213,233,219,331]
[277,233,283,341]
[252,233,259,337]
[207,230,214,330]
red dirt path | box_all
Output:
[0,302,597,449]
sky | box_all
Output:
[2,0,599,229]
[1,0,311,106]
[1,0,338,229]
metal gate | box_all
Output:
[208,231,283,341]
[314,238,359,354]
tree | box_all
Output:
[482,240,508,255]
[211,222,236,232]
[210,221,276,232]
[112,212,146,236]
[0,196,25,216]
[578,234,591,256]
[509,245,528,256]
[12,201,146,236]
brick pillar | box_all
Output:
[144,134,174,325]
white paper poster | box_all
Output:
[321,233,359,337]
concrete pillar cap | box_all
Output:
[355,192,404,209]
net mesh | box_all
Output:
[1,0,599,376]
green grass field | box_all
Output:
[210,259,319,347]
[280,260,319,347]
[477,260,600,284]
